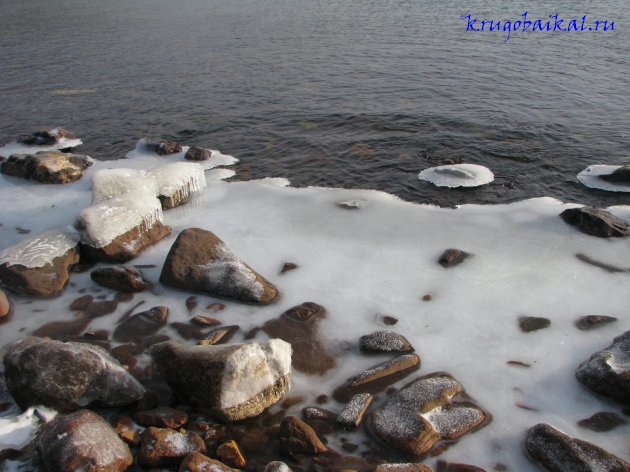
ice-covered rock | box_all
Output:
[359,331,414,353]
[160,228,280,305]
[278,416,327,455]
[418,164,494,188]
[113,306,169,342]
[0,128,82,158]
[262,302,336,375]
[91,168,159,204]
[0,151,93,184]
[138,427,206,467]
[37,409,132,472]
[576,330,630,406]
[578,165,630,192]
[147,162,207,209]
[560,206,630,238]
[366,373,487,456]
[337,393,373,428]
[3,337,145,413]
[149,339,291,421]
[0,227,80,295]
[525,423,630,471]
[91,265,152,292]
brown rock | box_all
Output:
[91,265,152,292]
[37,410,132,472]
[560,206,630,238]
[84,329,109,341]
[138,427,206,467]
[382,316,398,325]
[206,302,226,312]
[186,296,198,311]
[301,406,337,434]
[281,262,298,273]
[262,302,336,375]
[32,317,92,340]
[519,316,550,332]
[87,300,118,317]
[179,452,236,472]
[1,151,92,184]
[282,396,305,409]
[145,140,183,156]
[0,290,9,317]
[184,146,212,161]
[574,315,617,330]
[438,249,469,268]
[359,331,414,353]
[110,343,144,367]
[172,322,207,340]
[159,228,279,305]
[190,315,222,326]
[70,294,94,310]
[331,457,374,472]
[278,416,327,455]
[113,292,134,303]
[436,461,485,472]
[376,464,433,472]
[578,412,628,432]
[239,429,269,454]
[113,306,169,343]
[122,389,160,414]
[111,415,134,434]
[198,325,239,345]
[17,127,76,145]
[337,393,373,428]
[120,429,140,447]
[217,440,246,468]
[134,407,189,429]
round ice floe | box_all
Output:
[577,165,630,193]
[418,164,494,188]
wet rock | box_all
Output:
[366,373,487,456]
[180,452,236,472]
[110,343,144,367]
[70,294,94,310]
[560,206,630,238]
[438,249,469,268]
[145,140,183,156]
[376,464,433,472]
[337,393,373,428]
[87,300,118,317]
[198,325,240,345]
[382,316,398,325]
[281,262,298,274]
[0,151,93,184]
[149,339,291,421]
[262,302,336,375]
[278,416,327,455]
[91,265,152,292]
[598,165,630,183]
[113,291,134,303]
[122,389,160,414]
[184,146,212,161]
[37,409,132,472]
[519,316,550,332]
[138,426,206,467]
[576,330,630,405]
[0,289,9,317]
[206,302,226,312]
[190,315,222,326]
[160,228,280,305]
[186,296,198,311]
[331,457,373,472]
[17,127,76,146]
[32,317,92,340]
[574,315,617,331]
[265,461,292,472]
[240,429,269,454]
[333,354,421,402]
[316,394,329,404]
[3,337,145,413]
[301,406,337,434]
[525,423,630,471]
[172,322,207,340]
[134,407,189,429]
[84,329,110,341]
[113,306,169,343]
[359,331,414,353]
[217,440,246,468]
[578,412,628,432]
[120,429,140,447]
[436,461,484,472]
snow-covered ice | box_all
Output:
[418,164,494,188]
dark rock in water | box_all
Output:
[87,300,118,317]
[578,412,628,432]
[83,329,109,341]
[3,337,145,413]
[337,393,373,428]
[598,165,630,183]
[138,426,206,467]
[144,139,183,156]
[519,316,551,332]
[382,315,398,325]
[149,339,291,421]
[574,315,617,331]
[316,394,329,404]
[180,452,237,472]
[160,228,280,305]
[206,302,226,312]
[17,127,77,146]
[133,406,188,429]
[376,463,434,472]
[438,249,469,268]
[278,416,327,455]
[171,322,207,340]
[280,262,298,273]
[110,343,144,367]
[365,373,487,456]
[525,423,630,471]
[32,317,92,339]
[262,302,336,375]
[436,461,485,472]
[239,429,270,454]
[560,206,630,238]
[185,146,212,161]
[113,291,134,303]
[113,306,169,343]
[91,265,152,292]
[576,330,630,405]
[70,294,94,310]
[359,330,414,353]
[198,325,240,345]
[190,315,222,326]
[37,409,132,472]
[0,151,93,184]
[186,295,198,311]
[333,354,421,402]
[301,406,338,434]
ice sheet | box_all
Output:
[0,138,83,159]
[126,139,238,171]
[577,165,630,193]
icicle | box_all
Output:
[146,162,207,202]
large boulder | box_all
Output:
[365,373,487,456]
[149,339,291,421]
[160,228,280,305]
[576,330,630,405]
[560,206,630,238]
[262,302,336,375]
[525,423,630,471]
[0,228,80,295]
[37,409,132,472]
[3,337,145,413]
[0,151,93,184]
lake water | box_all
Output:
[1,0,629,207]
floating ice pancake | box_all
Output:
[577,165,630,193]
[418,164,494,188]
[126,139,238,171]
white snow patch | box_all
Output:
[0,138,83,158]
[147,162,207,200]
[577,165,630,193]
[0,408,41,450]
[418,164,494,187]
[91,168,158,204]
[0,227,78,268]
[126,139,238,171]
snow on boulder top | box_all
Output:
[418,164,494,188]
[577,165,630,193]
[0,227,79,269]
[146,162,207,199]
[75,189,163,248]
[91,168,159,204]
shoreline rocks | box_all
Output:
[560,206,630,238]
[0,151,93,184]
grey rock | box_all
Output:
[91,265,152,292]
[560,206,630,238]
[359,330,414,353]
[184,146,212,161]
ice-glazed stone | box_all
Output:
[160,228,280,305]
[359,330,414,353]
[578,165,630,192]
[278,416,327,455]
[3,337,145,413]
[146,162,206,209]
[37,410,132,472]
[91,168,159,204]
[149,339,291,421]
[138,427,206,467]
[180,452,237,472]
[576,330,630,405]
[418,164,494,188]
[113,306,169,343]
[560,206,630,238]
[0,227,80,295]
[185,146,212,161]
[366,373,487,456]
[262,302,336,375]
[525,423,630,471]
[91,265,152,292]
[0,151,93,184]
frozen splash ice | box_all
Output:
[0,227,79,268]
[418,164,494,188]
[91,168,158,204]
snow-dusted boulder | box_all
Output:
[149,339,291,421]
[0,227,80,295]
[3,337,145,413]
[365,373,487,456]
[0,151,93,184]
[91,168,159,204]
[160,228,280,305]
[359,330,414,353]
[37,410,132,472]
[418,164,494,188]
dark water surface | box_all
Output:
[1,0,629,207]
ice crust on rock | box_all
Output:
[0,227,78,269]
[578,165,630,192]
[418,164,494,188]
[91,168,158,204]
[127,138,238,170]
[0,138,83,159]
[147,162,207,203]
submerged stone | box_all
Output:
[598,165,630,183]
[185,146,212,161]
[577,412,628,432]
[278,416,327,455]
[113,306,169,343]
[17,127,77,146]
[138,427,206,467]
